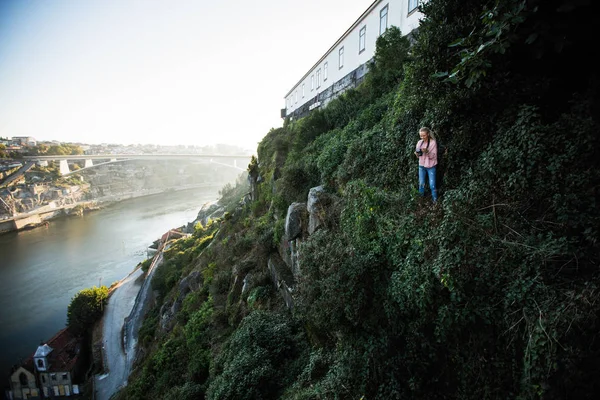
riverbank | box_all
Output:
[0,201,100,235]
[0,182,222,235]
[1,185,222,390]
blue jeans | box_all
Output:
[419,166,438,202]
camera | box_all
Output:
[416,150,423,156]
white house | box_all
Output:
[283,0,423,120]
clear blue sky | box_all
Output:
[0,0,372,152]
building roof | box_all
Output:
[43,328,80,372]
[18,328,80,374]
[34,344,53,358]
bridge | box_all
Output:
[21,154,252,175]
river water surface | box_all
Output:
[0,187,220,382]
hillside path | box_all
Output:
[94,268,144,400]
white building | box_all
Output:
[283,0,423,120]
[11,136,37,147]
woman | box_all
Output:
[414,127,438,202]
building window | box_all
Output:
[311,75,315,90]
[380,4,388,35]
[339,47,344,69]
[37,359,44,368]
[42,375,46,384]
[302,83,305,98]
[50,374,57,381]
[62,373,68,380]
[19,372,28,386]
[316,68,321,88]
[324,62,328,81]
[408,0,418,13]
[359,26,366,53]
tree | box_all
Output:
[66,286,108,336]
[363,25,411,98]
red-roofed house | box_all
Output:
[7,328,82,399]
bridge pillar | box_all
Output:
[59,160,70,175]
[84,159,94,168]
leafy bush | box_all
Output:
[67,286,108,336]
[122,0,600,398]
[207,311,304,400]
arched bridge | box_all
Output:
[22,154,253,175]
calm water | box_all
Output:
[0,187,220,381]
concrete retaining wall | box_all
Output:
[13,214,42,230]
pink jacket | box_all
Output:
[416,139,438,168]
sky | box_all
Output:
[0,0,373,153]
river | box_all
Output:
[0,186,220,382]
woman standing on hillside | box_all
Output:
[414,127,438,202]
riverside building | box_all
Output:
[283,0,423,120]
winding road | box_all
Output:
[94,247,165,400]
[94,268,144,400]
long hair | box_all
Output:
[419,126,436,140]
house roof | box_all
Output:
[161,228,186,243]
[34,344,53,358]
[44,328,80,372]
[18,328,80,374]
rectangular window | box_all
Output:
[302,83,305,98]
[311,75,315,90]
[62,373,68,380]
[339,47,344,69]
[359,26,366,53]
[51,374,57,381]
[408,0,418,13]
[380,5,388,35]
[324,62,328,81]
[316,68,321,88]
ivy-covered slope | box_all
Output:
[117,0,599,399]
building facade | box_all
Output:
[283,0,423,120]
[11,137,37,147]
[7,329,81,399]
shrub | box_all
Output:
[207,311,304,400]
[66,286,108,336]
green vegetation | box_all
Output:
[26,163,85,187]
[67,286,109,336]
[23,143,84,156]
[117,1,599,399]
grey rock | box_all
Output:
[285,202,307,241]
[307,186,329,234]
[267,253,294,309]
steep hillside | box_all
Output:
[117,1,599,399]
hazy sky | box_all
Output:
[0,0,371,152]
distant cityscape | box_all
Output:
[0,136,252,158]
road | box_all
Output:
[94,246,165,400]
[94,268,144,400]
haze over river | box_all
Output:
[0,187,220,381]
